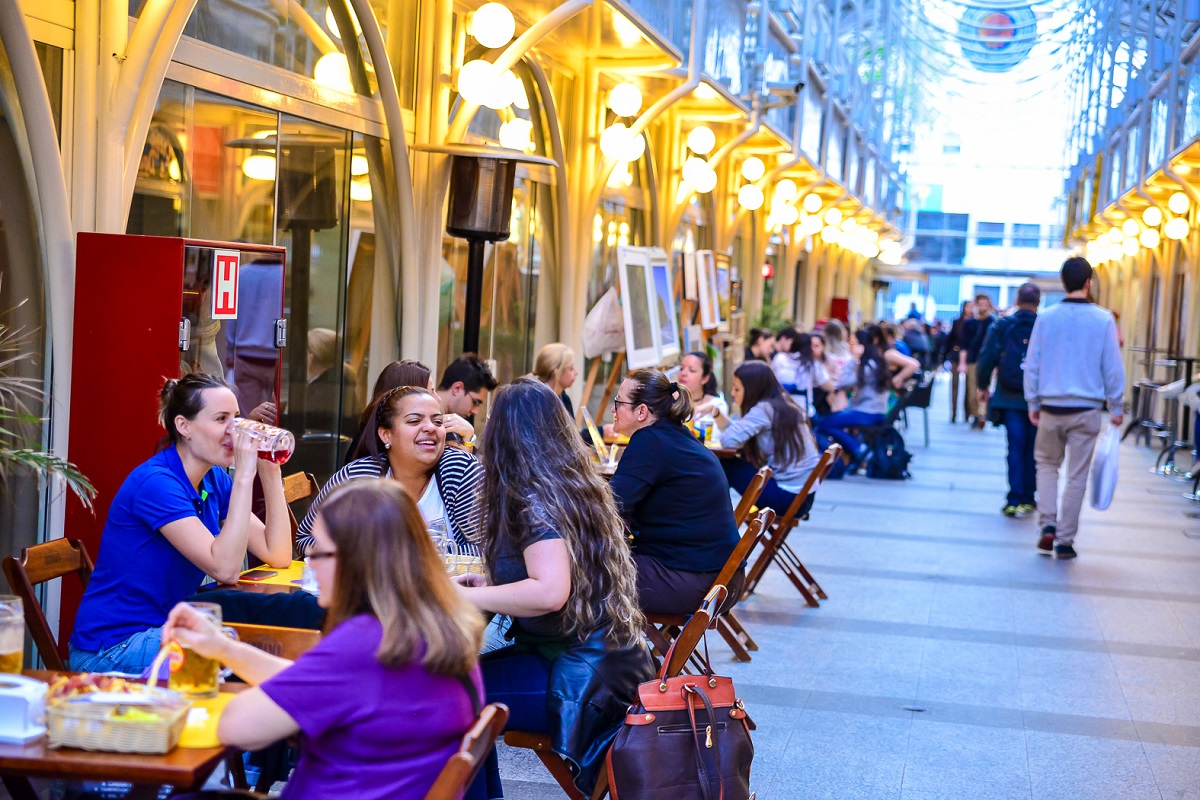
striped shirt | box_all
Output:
[297,447,484,555]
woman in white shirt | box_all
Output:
[771,330,834,416]
[679,350,729,419]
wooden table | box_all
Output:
[0,671,234,800]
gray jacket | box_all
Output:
[720,401,820,493]
[1023,299,1125,414]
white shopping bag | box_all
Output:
[581,286,626,358]
[1090,425,1120,511]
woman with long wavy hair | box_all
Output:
[458,378,652,800]
[716,361,821,516]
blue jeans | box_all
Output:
[722,456,814,517]
[69,627,163,674]
[1002,409,1037,506]
[814,410,886,456]
[464,646,555,800]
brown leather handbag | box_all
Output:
[605,639,755,799]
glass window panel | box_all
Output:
[33,43,63,140]
[800,91,822,158]
[825,121,844,181]
[1126,124,1140,189]
[976,221,1004,246]
[704,0,745,94]
[1149,95,1167,168]
[1012,223,1040,248]
[1186,65,1200,142]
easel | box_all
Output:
[577,352,624,427]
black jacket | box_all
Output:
[548,631,656,794]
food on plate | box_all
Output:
[44,674,136,705]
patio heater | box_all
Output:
[417,144,556,354]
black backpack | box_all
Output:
[998,314,1036,394]
[866,428,912,480]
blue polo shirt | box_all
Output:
[71,446,232,653]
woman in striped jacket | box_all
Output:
[297,386,484,554]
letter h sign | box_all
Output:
[212,249,240,319]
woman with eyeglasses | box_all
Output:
[609,369,741,615]
[297,386,484,555]
[163,479,485,800]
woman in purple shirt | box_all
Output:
[164,479,485,800]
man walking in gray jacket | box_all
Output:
[1024,257,1125,559]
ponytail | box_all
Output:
[627,369,694,424]
[158,373,230,448]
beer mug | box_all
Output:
[168,602,238,699]
[0,596,23,674]
[232,418,295,464]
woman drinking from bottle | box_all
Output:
[70,373,292,673]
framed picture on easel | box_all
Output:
[648,248,680,361]
[617,246,660,369]
[695,249,721,330]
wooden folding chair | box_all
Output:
[643,509,774,665]
[282,471,320,551]
[226,622,322,661]
[2,538,94,669]
[741,444,842,606]
[504,586,729,800]
[732,466,772,527]
[425,703,510,800]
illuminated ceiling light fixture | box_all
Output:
[350,178,372,202]
[241,153,276,181]
[457,59,500,107]
[498,118,534,151]
[774,178,798,202]
[694,166,718,194]
[470,2,516,48]
[1169,191,1190,215]
[777,204,799,226]
[741,156,765,182]
[823,207,843,226]
[314,52,354,93]
[1142,206,1163,227]
[499,70,526,109]
[820,225,840,244]
[325,6,362,39]
[802,193,823,214]
[1139,228,1160,248]
[600,123,633,162]
[350,154,369,175]
[687,125,716,155]
[1122,237,1140,256]
[608,83,643,117]
[1108,226,1124,244]
[840,217,858,233]
[682,156,710,186]
[1122,218,1140,237]
[1165,216,1190,240]
[738,184,765,210]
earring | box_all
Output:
[384,442,391,450]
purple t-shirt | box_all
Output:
[260,614,482,800]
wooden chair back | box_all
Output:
[2,538,94,670]
[661,585,727,678]
[732,466,772,527]
[715,508,774,592]
[226,622,321,661]
[425,703,510,800]
[282,472,320,550]
[772,444,841,533]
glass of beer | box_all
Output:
[0,596,22,674]
[168,602,236,699]
[232,418,295,464]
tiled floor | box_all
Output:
[500,380,1200,799]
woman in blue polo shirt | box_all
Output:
[70,373,293,673]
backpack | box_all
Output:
[866,428,912,480]
[997,314,1036,394]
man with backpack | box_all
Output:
[976,283,1041,517]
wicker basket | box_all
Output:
[46,688,191,753]
[446,554,486,577]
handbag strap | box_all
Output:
[684,684,724,800]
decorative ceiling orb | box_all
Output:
[608,83,643,117]
[457,59,500,107]
[687,125,716,155]
[1108,226,1124,243]
[775,179,798,201]
[802,193,823,213]
[498,118,534,151]
[241,153,276,181]
[820,225,840,244]
[623,131,647,162]
[1142,206,1163,227]
[694,167,718,194]
[741,156,765,181]
[1169,191,1190,215]
[314,52,354,93]
[1122,218,1139,237]
[777,204,799,226]
[738,184,765,210]
[1139,228,1160,248]
[682,156,710,186]
[599,123,633,161]
[1122,237,1140,256]
[324,6,362,39]
[1165,216,1190,240]
[471,3,516,48]
[823,207,843,226]
[350,154,369,175]
[840,217,857,233]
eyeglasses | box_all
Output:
[613,398,636,411]
[306,550,337,562]
[468,393,486,410]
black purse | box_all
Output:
[606,636,755,799]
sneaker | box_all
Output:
[1055,544,1078,559]
[1016,504,1036,515]
[1037,526,1056,555]
[1001,504,1019,517]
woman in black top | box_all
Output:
[457,378,650,800]
[609,369,741,615]
[947,300,975,423]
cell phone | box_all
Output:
[240,569,279,581]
